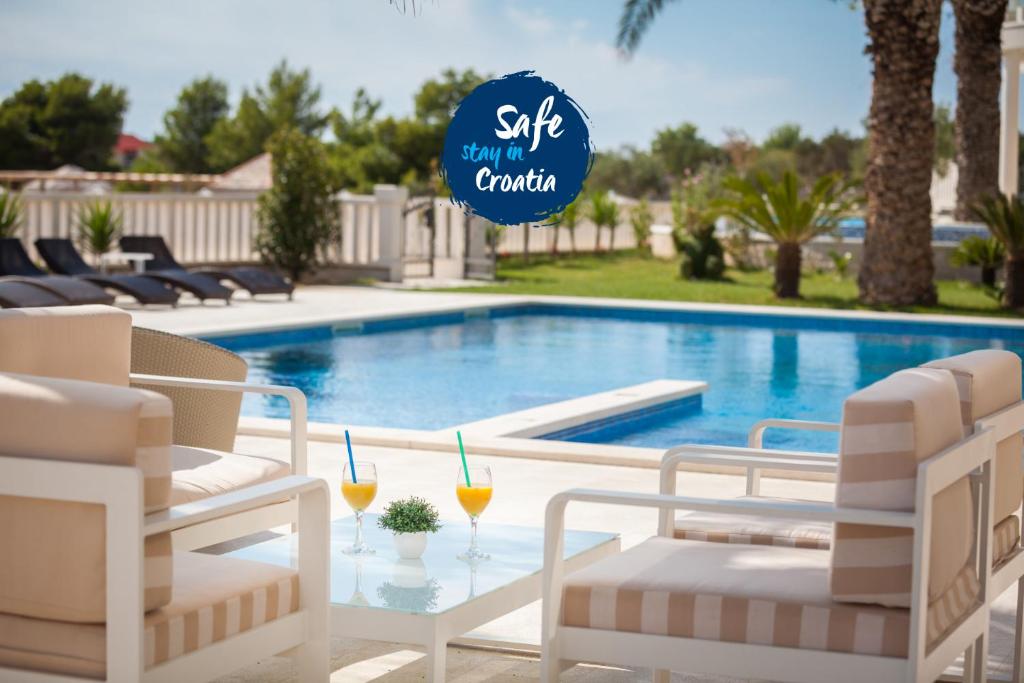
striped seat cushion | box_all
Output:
[561,537,979,658]
[673,498,832,549]
[0,373,174,621]
[673,512,1022,567]
[0,552,299,679]
[831,368,970,609]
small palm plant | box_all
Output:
[76,201,123,257]
[589,190,620,252]
[949,235,1005,289]
[0,191,22,238]
[552,196,581,256]
[713,170,860,298]
[971,194,1024,308]
[630,199,654,254]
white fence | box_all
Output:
[14,185,492,281]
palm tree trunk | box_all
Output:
[775,242,802,298]
[858,0,942,306]
[1006,253,1024,307]
[550,223,559,257]
[523,222,530,264]
[982,265,997,288]
[953,0,1006,220]
[609,223,615,252]
[570,227,576,254]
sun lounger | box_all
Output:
[0,280,68,307]
[0,238,114,305]
[118,236,233,304]
[120,235,291,300]
[34,238,180,307]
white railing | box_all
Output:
[15,186,453,281]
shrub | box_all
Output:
[827,250,853,280]
[950,235,1005,289]
[971,194,1024,308]
[76,200,122,256]
[0,191,22,238]
[256,127,339,281]
[377,496,442,534]
[671,187,724,280]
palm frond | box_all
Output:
[972,194,1024,254]
[617,0,672,54]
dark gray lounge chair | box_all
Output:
[34,239,179,307]
[120,235,293,299]
[0,280,69,308]
[118,236,233,304]
[0,238,114,305]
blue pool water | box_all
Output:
[838,217,988,243]
[212,304,1024,452]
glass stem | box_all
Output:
[470,516,479,552]
[355,510,364,549]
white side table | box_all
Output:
[99,251,153,274]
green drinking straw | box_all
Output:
[457,430,472,487]
[345,429,357,483]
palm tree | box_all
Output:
[713,170,860,298]
[952,0,1007,220]
[618,0,943,306]
[971,194,1024,307]
[0,191,22,238]
[76,200,123,257]
[561,197,580,254]
[949,235,1005,288]
[589,190,620,252]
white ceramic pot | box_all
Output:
[393,531,428,560]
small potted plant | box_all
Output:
[377,496,441,560]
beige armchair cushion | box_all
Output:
[0,552,299,678]
[170,445,290,506]
[923,349,1023,524]
[831,368,970,609]
[0,306,130,386]
[673,499,832,549]
[0,373,173,622]
[561,537,978,658]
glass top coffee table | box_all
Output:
[228,514,619,681]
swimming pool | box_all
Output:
[211,304,1024,452]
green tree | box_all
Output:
[207,61,329,171]
[414,68,487,126]
[0,191,22,237]
[256,128,339,281]
[714,171,861,298]
[154,76,229,173]
[329,89,402,192]
[0,73,127,169]
[934,102,956,177]
[587,147,667,198]
[762,123,804,152]
[556,196,581,254]
[652,123,722,178]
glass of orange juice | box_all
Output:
[342,461,378,555]
[456,465,492,561]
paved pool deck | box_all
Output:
[126,286,1024,680]
[210,433,1018,682]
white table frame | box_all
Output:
[329,532,619,681]
[99,251,153,274]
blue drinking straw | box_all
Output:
[345,429,357,483]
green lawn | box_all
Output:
[441,251,1020,318]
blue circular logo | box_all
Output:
[441,71,593,226]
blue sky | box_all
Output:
[0,0,962,151]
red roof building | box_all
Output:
[113,134,153,168]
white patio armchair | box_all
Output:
[664,349,1024,679]
[0,372,329,682]
[0,305,308,551]
[542,367,997,683]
